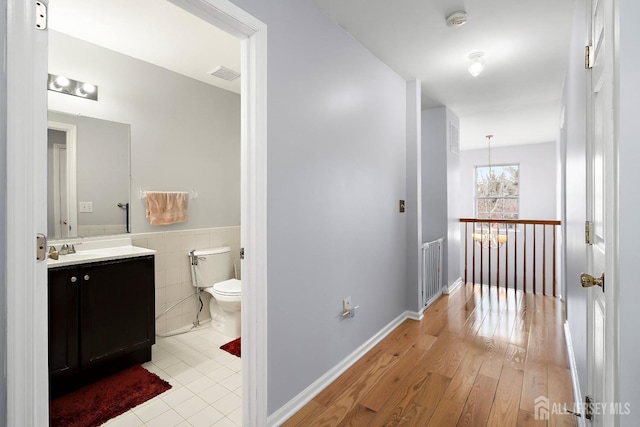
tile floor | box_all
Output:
[103,325,242,427]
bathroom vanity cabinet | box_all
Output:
[48,255,155,398]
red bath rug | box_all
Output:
[220,337,241,357]
[50,364,171,427]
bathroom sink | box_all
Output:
[47,238,155,268]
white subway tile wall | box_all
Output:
[131,226,241,335]
[77,225,128,236]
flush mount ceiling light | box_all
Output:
[446,11,468,27]
[48,73,98,101]
[467,52,486,77]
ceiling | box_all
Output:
[49,0,576,150]
[314,0,576,150]
[48,0,241,94]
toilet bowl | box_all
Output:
[204,278,241,337]
[189,247,241,338]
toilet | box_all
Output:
[190,247,241,337]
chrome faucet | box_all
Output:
[47,246,59,260]
[59,244,69,255]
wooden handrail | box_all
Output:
[460,218,561,225]
[460,218,562,297]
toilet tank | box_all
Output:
[191,247,233,288]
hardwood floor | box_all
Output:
[283,283,577,427]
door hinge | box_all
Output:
[585,45,594,69]
[585,395,594,421]
[36,233,47,261]
[585,221,593,245]
[240,248,245,260]
[35,1,47,30]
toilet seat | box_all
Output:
[212,278,241,297]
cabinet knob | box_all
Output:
[70,276,77,283]
[84,275,90,281]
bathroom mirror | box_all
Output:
[47,110,131,239]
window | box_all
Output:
[475,164,519,221]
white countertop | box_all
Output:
[47,237,156,268]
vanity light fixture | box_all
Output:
[48,73,99,101]
[467,52,486,77]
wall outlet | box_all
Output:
[79,201,94,213]
[343,296,352,311]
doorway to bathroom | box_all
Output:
[5,0,267,425]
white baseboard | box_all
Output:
[564,321,586,427]
[267,311,412,426]
[406,309,424,321]
[443,277,463,295]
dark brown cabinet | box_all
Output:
[48,255,155,398]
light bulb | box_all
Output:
[82,83,96,94]
[54,76,70,87]
[467,52,485,77]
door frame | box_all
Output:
[6,0,268,425]
[48,121,77,238]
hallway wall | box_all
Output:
[229,0,408,415]
[617,0,640,421]
[421,106,462,291]
[459,142,558,220]
[0,1,7,421]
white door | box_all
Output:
[584,0,616,424]
[6,0,50,425]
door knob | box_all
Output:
[580,272,604,292]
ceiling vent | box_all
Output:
[446,11,468,27]
[208,66,240,81]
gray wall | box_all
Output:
[562,0,587,404]
[0,0,7,421]
[421,108,448,243]
[406,81,423,313]
[421,106,462,291]
[48,31,240,234]
[446,110,461,287]
[459,142,558,220]
[229,0,408,414]
[48,112,130,228]
[618,0,640,421]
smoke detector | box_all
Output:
[208,66,240,81]
[446,11,468,27]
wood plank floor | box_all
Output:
[283,283,578,427]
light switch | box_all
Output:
[79,201,93,213]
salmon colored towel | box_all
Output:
[145,191,189,225]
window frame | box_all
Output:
[474,163,520,226]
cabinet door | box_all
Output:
[48,266,79,377]
[79,256,155,366]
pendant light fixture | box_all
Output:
[473,135,507,248]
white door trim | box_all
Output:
[171,3,269,423]
[7,0,268,425]
[6,0,50,425]
[48,121,78,238]
[52,142,65,237]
